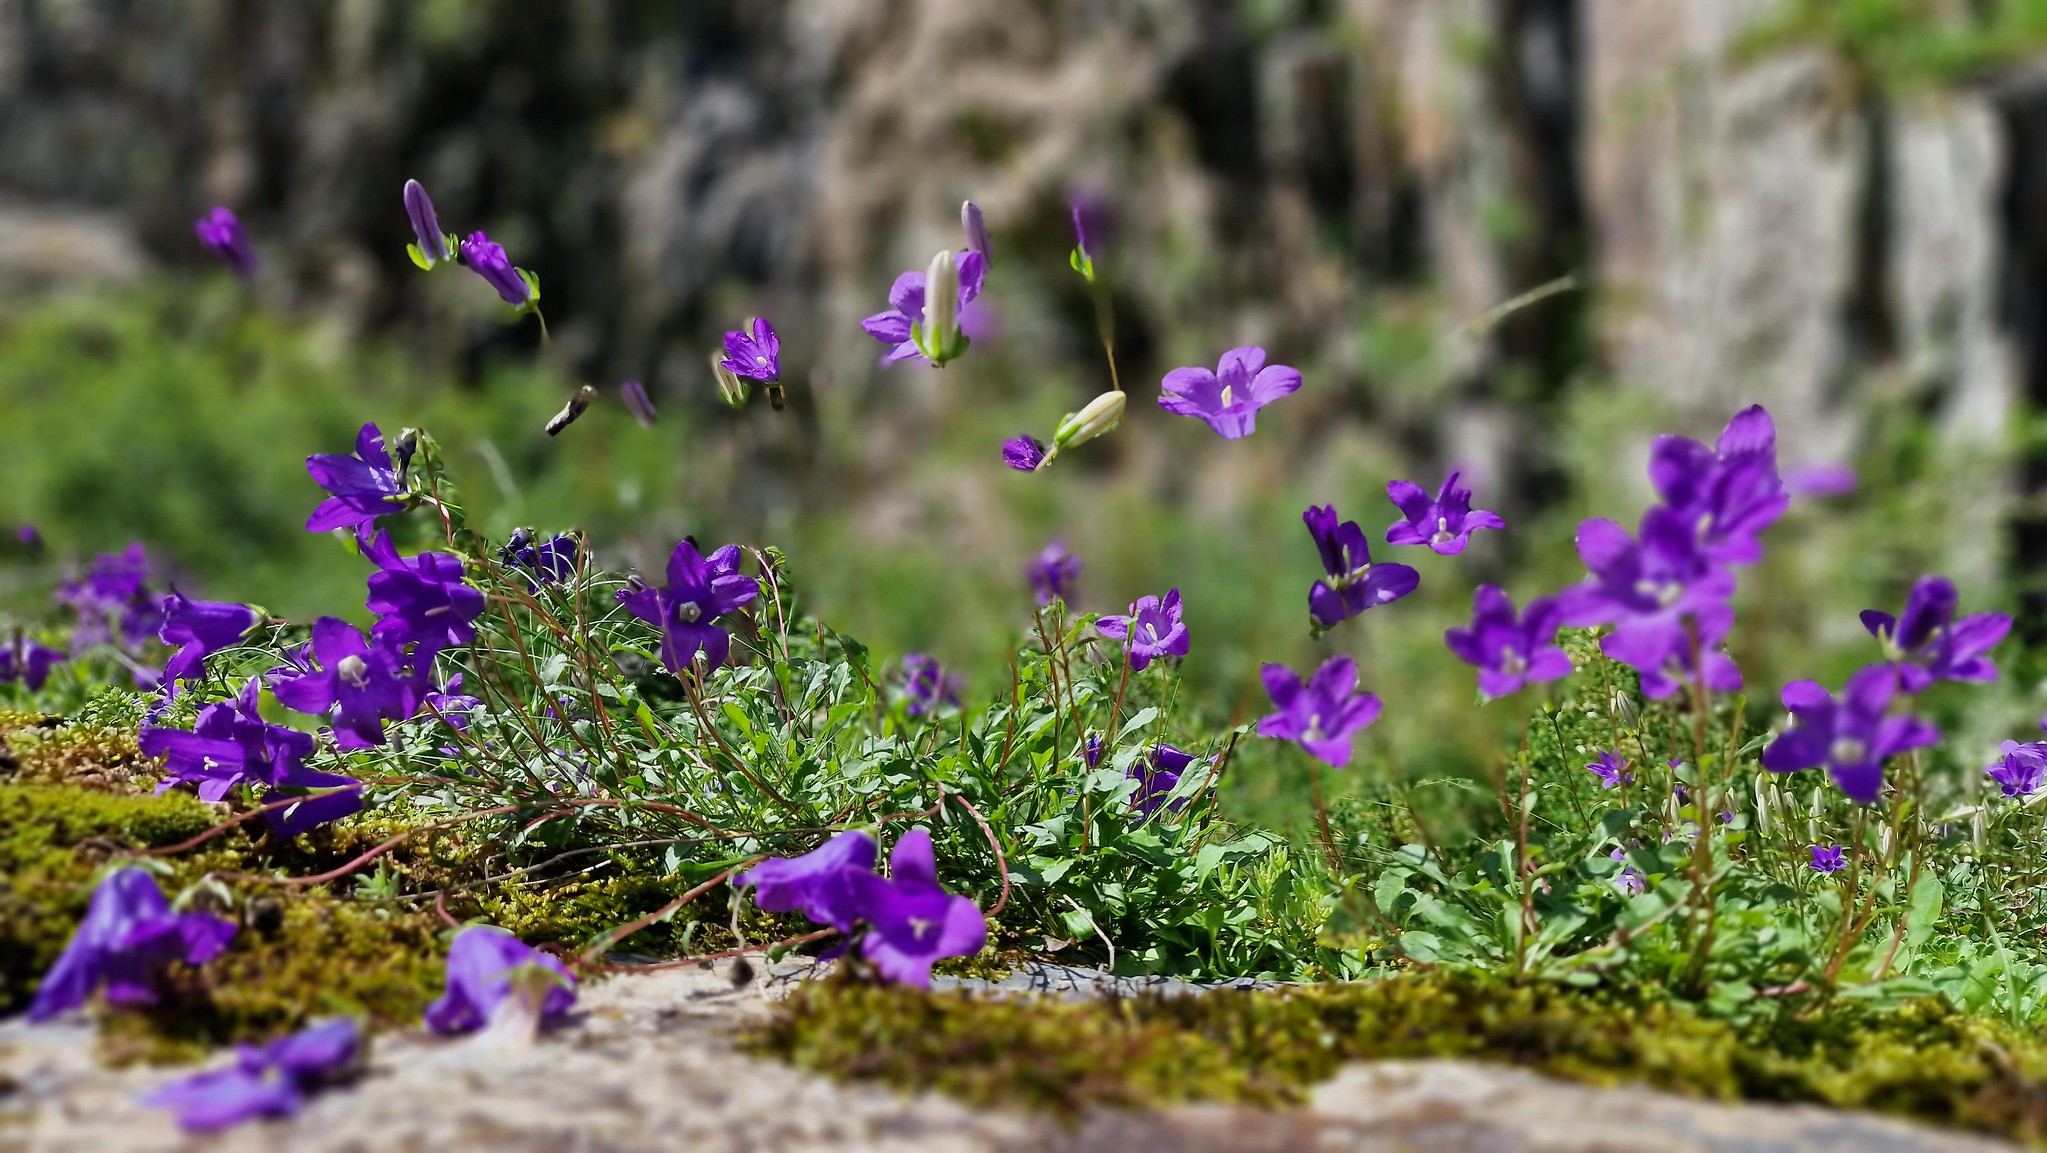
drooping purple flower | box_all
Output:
[29,868,236,1022]
[898,653,962,716]
[1443,585,1571,698]
[1385,471,1506,555]
[158,592,259,687]
[1987,739,2047,799]
[1585,751,1632,790]
[720,318,781,384]
[143,678,312,802]
[499,528,580,592]
[1808,845,1847,874]
[1761,664,1942,804]
[840,829,987,988]
[1157,347,1301,440]
[269,618,415,750]
[734,829,878,934]
[362,531,485,663]
[423,926,577,1035]
[304,424,407,541]
[1255,655,1382,768]
[619,379,658,427]
[1002,435,1048,472]
[142,1018,359,1132]
[1301,506,1419,628]
[403,179,452,268]
[860,251,987,365]
[1859,575,2010,693]
[1610,848,1647,895]
[1027,540,1082,606]
[619,539,759,674]
[0,633,65,691]
[193,207,256,279]
[1129,744,1197,819]
[1556,512,1740,699]
[1095,589,1189,672]
[458,230,537,307]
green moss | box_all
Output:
[749,971,2047,1142]
[1,690,153,791]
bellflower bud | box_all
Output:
[459,231,539,308]
[403,180,456,269]
[962,201,992,267]
[1054,390,1126,449]
[712,351,750,409]
[917,250,961,365]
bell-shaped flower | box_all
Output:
[1647,405,1788,565]
[498,528,579,593]
[1002,435,1049,472]
[304,424,407,541]
[362,531,485,664]
[1157,346,1300,440]
[1556,511,1740,698]
[423,926,576,1035]
[1384,471,1505,555]
[1027,540,1082,606]
[898,653,962,716]
[402,179,456,270]
[270,618,416,750]
[1987,735,2047,799]
[1095,589,1189,672]
[720,317,781,384]
[143,678,315,803]
[458,231,539,308]
[961,200,993,266]
[1255,655,1382,768]
[30,869,236,1021]
[193,207,257,279]
[840,829,987,988]
[619,539,759,674]
[1443,584,1571,698]
[1584,751,1632,790]
[142,1018,359,1131]
[1761,664,1941,804]
[159,592,260,688]
[1858,575,2010,693]
[861,250,986,366]
[1808,845,1847,874]
[1302,505,1418,628]
[734,829,878,934]
[0,633,64,691]
[1129,743,1198,819]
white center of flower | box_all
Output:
[1634,578,1683,609]
[425,604,451,617]
[1829,737,1868,764]
[674,600,702,624]
[337,654,369,689]
[756,355,768,365]
[1431,515,1454,546]
[1500,647,1526,675]
[1305,715,1327,742]
[1220,385,1234,407]
[908,917,935,941]
[1144,622,1160,642]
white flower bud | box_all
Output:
[921,249,959,362]
[1055,390,1126,448]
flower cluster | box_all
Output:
[56,543,170,686]
[735,828,987,987]
[144,677,363,837]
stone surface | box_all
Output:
[0,961,2022,1152]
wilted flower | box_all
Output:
[1129,744,1197,819]
[269,618,415,750]
[1987,738,2047,798]
[142,1019,359,1132]
[1055,391,1126,449]
[1761,664,1941,804]
[363,531,485,663]
[158,592,259,688]
[458,231,538,308]
[734,829,878,934]
[1585,751,1632,790]
[1301,505,1418,628]
[1443,585,1571,697]
[898,653,962,715]
[720,318,782,384]
[423,926,577,1035]
[1256,654,1382,768]
[193,207,257,279]
[402,179,455,269]
[1002,435,1048,472]
[304,424,407,541]
[619,539,759,674]
[861,250,986,366]
[1808,845,1847,874]
[1385,471,1506,555]
[1027,541,1082,606]
[0,633,64,691]
[1158,347,1301,440]
[1859,575,2010,693]
[962,200,992,266]
[1648,405,1788,564]
[840,829,988,988]
[29,868,236,1022]
[619,379,658,427]
[1096,589,1189,672]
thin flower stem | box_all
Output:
[682,679,803,817]
[1308,757,1343,875]
[1515,716,1534,979]
[948,792,1011,918]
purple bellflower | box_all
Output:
[1610,848,1647,896]
[841,829,988,988]
[1302,506,1419,628]
[1157,346,1301,440]
[734,829,878,934]
[899,653,962,715]
[363,531,485,663]
[1809,845,1847,874]
[159,592,259,687]
[1585,751,1632,790]
[403,179,454,269]
[1987,737,2047,799]
[1761,664,1941,804]
[1443,585,1571,698]
[143,678,311,803]
[1647,404,1788,564]
[620,379,658,427]
[861,250,987,365]
[1385,471,1506,555]
[143,1018,359,1132]
[17,523,43,553]
[1256,655,1383,768]
[1027,540,1082,606]
[57,543,166,652]
[193,207,256,279]
[620,539,759,674]
[0,633,64,691]
[29,868,236,1022]
[269,618,415,750]
[1557,512,1741,699]
[498,529,579,592]
[423,926,577,1035]
[304,424,407,541]
[1096,589,1189,672]
[1002,435,1049,472]
[1130,744,1197,819]
[720,318,781,384]
[962,201,993,266]
[1859,575,2010,693]
[458,230,538,308]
